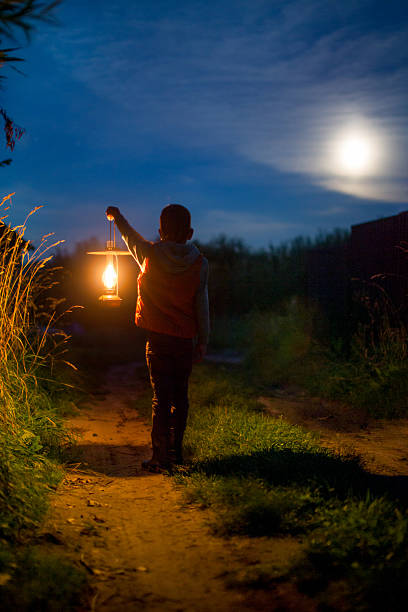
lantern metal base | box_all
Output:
[98,293,122,307]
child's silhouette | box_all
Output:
[106,204,209,472]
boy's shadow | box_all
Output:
[71,443,152,477]
[191,448,408,504]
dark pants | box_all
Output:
[146,331,193,464]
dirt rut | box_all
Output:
[42,364,306,612]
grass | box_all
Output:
[0,548,87,611]
[0,195,86,610]
[227,299,408,418]
[174,362,408,610]
[298,353,408,418]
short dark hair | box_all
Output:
[160,203,191,242]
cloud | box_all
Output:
[197,209,300,245]
[312,205,346,217]
[51,0,408,203]
[317,178,408,204]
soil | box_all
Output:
[40,362,408,611]
[40,363,310,612]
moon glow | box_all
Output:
[329,124,384,178]
[338,136,371,174]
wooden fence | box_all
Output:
[307,211,408,326]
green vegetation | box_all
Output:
[0,549,86,612]
[0,195,85,610]
[240,299,408,418]
[195,229,349,319]
[176,363,408,610]
[197,231,408,418]
[207,293,408,417]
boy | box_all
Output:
[105,204,209,472]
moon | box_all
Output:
[338,136,371,174]
[317,120,396,199]
[331,126,382,177]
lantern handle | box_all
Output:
[106,217,117,249]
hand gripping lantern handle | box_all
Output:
[86,212,131,307]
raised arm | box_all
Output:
[106,206,152,268]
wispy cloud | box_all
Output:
[197,209,300,245]
[52,0,408,203]
[318,177,408,204]
[312,205,346,217]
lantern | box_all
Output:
[87,216,131,306]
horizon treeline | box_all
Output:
[195,228,349,319]
[48,227,350,332]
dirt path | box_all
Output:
[259,392,408,477]
[42,364,309,612]
[40,363,408,611]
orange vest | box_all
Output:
[135,251,203,338]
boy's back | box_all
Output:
[136,240,208,341]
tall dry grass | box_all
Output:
[0,193,74,419]
[0,193,76,538]
[0,195,87,609]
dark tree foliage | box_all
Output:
[0,0,60,165]
[194,229,350,319]
[0,106,24,150]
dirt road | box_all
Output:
[42,364,307,612]
[40,361,408,611]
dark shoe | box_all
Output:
[174,443,184,465]
[173,454,184,466]
[141,459,170,473]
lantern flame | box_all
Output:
[102,262,117,290]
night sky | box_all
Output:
[2,0,408,249]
